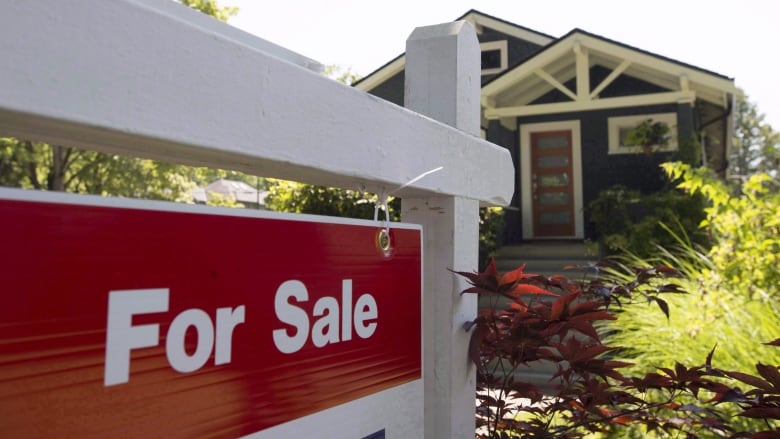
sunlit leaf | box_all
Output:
[509,284,558,297]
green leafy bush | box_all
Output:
[478,206,505,269]
[588,184,707,258]
[596,163,780,435]
[264,179,394,220]
[664,162,780,299]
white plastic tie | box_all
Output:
[372,166,443,250]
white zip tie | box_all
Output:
[390,166,444,196]
[373,166,443,251]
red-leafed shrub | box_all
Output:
[456,260,780,438]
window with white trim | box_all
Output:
[480,40,508,75]
[607,113,678,154]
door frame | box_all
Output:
[519,120,584,240]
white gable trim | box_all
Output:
[486,90,696,119]
[356,11,554,93]
[483,40,574,97]
[354,55,405,92]
[483,32,738,110]
[480,40,509,75]
[461,12,554,46]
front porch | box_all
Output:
[483,241,599,389]
[493,240,597,276]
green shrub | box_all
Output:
[264,179,397,220]
[664,162,780,299]
[597,163,780,436]
[588,184,707,258]
[478,207,504,270]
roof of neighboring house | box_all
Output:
[191,179,267,205]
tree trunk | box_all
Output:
[48,145,69,191]
[17,140,44,189]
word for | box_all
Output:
[104,288,245,386]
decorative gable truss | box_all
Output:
[481,30,740,120]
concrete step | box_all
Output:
[481,241,599,394]
[493,241,598,277]
[495,241,592,260]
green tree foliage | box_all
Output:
[203,191,246,208]
[0,138,201,201]
[731,93,780,178]
[265,179,398,220]
[0,0,241,201]
[178,0,238,22]
[323,65,361,86]
[664,162,780,299]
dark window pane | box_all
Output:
[481,49,502,70]
[538,173,569,187]
[536,155,570,168]
[536,135,569,149]
[539,211,572,225]
[539,192,570,206]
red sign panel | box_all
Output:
[0,190,422,438]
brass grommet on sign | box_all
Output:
[377,228,391,252]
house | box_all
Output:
[355,10,738,244]
[191,178,268,209]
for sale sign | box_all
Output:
[0,189,423,438]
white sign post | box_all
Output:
[403,21,482,439]
[0,1,514,437]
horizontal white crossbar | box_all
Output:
[0,0,513,205]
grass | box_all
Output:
[595,227,780,437]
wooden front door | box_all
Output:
[530,130,575,237]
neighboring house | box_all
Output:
[191,178,267,209]
[355,10,739,244]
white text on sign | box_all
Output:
[272,279,378,354]
[103,280,377,386]
[104,288,245,386]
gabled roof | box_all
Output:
[482,28,738,118]
[355,11,738,117]
[457,9,555,45]
[353,9,553,92]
